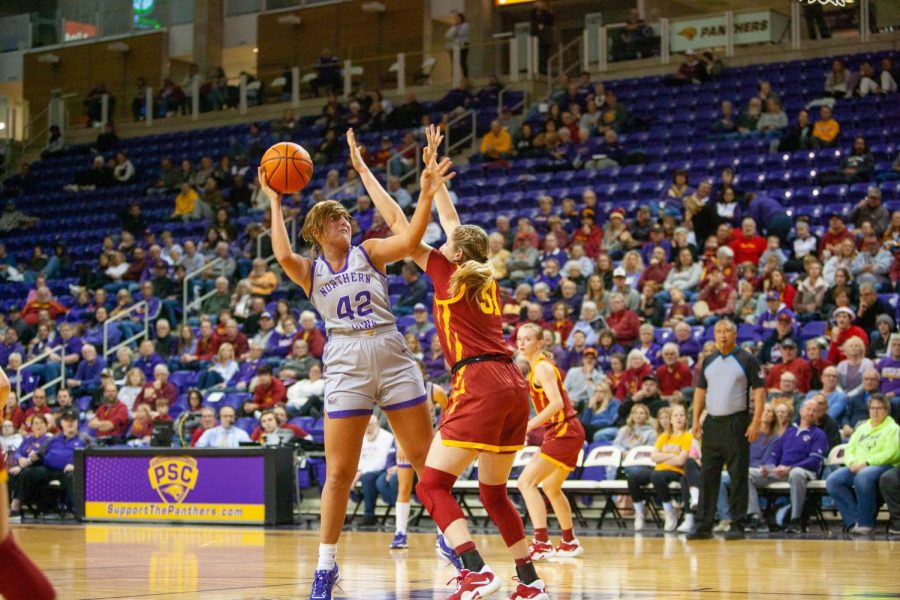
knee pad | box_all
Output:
[479,482,525,547]
[415,467,465,532]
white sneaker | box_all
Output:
[634,509,645,532]
[677,514,695,533]
[664,509,678,532]
[713,519,732,533]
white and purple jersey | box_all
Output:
[309,246,396,334]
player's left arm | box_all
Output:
[362,155,454,270]
[526,361,564,433]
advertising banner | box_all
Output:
[83,455,266,524]
[670,10,789,53]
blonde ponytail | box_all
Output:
[447,224,494,298]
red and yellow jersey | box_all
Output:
[527,356,578,439]
[426,249,511,366]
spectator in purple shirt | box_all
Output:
[0,329,24,369]
[877,334,900,398]
[66,344,107,397]
[134,339,165,380]
[747,399,829,533]
[423,335,449,384]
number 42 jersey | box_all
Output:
[309,246,396,334]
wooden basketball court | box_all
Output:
[10,524,899,599]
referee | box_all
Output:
[688,319,764,540]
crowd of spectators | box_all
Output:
[3,52,900,532]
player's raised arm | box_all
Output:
[422,125,461,239]
[362,153,454,270]
[257,167,313,294]
[347,128,409,234]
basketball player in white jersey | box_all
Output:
[258,147,453,600]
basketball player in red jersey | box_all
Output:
[348,125,548,600]
[0,367,56,600]
[515,324,586,560]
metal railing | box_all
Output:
[16,345,65,405]
[547,36,585,88]
[104,301,149,359]
[181,257,224,326]
[257,214,299,267]
[444,110,477,156]
[498,88,529,115]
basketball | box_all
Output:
[260,142,314,195]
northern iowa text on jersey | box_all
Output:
[318,272,374,298]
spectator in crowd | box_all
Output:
[779,110,814,151]
[134,364,176,411]
[844,369,883,437]
[40,126,65,161]
[562,348,601,409]
[195,405,249,448]
[668,49,707,86]
[66,344,106,398]
[444,12,470,78]
[529,1,555,75]
[479,120,513,162]
[310,49,341,96]
[826,394,900,533]
[656,343,692,399]
[88,382,129,444]
[394,263,429,317]
[812,105,840,148]
[243,364,286,416]
[627,404,692,532]
[580,380,620,442]
[287,363,325,417]
[825,59,850,97]
[19,410,89,513]
[0,201,39,234]
[353,415,397,526]
[850,187,889,237]
[757,98,788,134]
[765,338,812,393]
[747,398,828,533]
[254,409,296,447]
[188,406,217,447]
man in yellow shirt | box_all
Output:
[812,105,840,148]
[171,182,199,220]
[479,119,513,160]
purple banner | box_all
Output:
[85,455,265,504]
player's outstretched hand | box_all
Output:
[347,128,369,175]
[257,166,280,203]
[420,155,454,200]
[422,124,444,167]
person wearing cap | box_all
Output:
[251,311,276,349]
[19,407,91,513]
[829,306,870,364]
[668,48,706,85]
[479,119,512,161]
[765,338,812,393]
[688,320,765,540]
[610,267,640,310]
[757,311,799,367]
[868,314,895,358]
[601,209,630,259]
[756,291,789,335]
[404,304,435,343]
[562,347,602,409]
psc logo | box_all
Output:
[148,456,199,504]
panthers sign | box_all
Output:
[148,456,199,504]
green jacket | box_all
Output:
[845,416,900,467]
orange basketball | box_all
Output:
[260,142,314,195]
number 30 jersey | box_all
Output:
[309,246,396,334]
[425,249,511,366]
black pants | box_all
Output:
[803,6,831,40]
[20,466,73,509]
[880,467,900,529]
[627,466,681,504]
[697,412,750,532]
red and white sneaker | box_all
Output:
[446,566,502,599]
[554,538,583,558]
[528,539,555,561]
[507,578,549,600]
